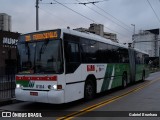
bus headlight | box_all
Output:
[48,85,62,90]
[16,84,22,88]
[53,85,57,90]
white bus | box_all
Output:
[15,29,149,104]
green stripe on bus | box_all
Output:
[101,63,130,92]
[101,64,114,92]
[16,80,30,87]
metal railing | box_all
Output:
[0,75,15,101]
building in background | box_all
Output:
[0,13,20,101]
[134,29,160,57]
[74,23,118,43]
[0,31,20,75]
[89,23,104,37]
[0,13,20,75]
[103,32,117,43]
[0,13,11,31]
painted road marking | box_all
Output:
[57,78,160,120]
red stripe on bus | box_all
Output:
[16,76,57,81]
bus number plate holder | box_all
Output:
[30,92,38,96]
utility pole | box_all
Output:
[36,0,39,31]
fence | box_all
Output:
[0,75,15,102]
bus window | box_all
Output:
[98,42,107,63]
[65,41,81,73]
[88,40,98,63]
[118,48,129,63]
[110,46,119,63]
[106,44,112,63]
[136,52,143,64]
[80,38,88,63]
[80,38,98,63]
[144,55,149,64]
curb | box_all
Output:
[0,98,16,107]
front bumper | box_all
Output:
[15,88,64,104]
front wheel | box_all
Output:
[84,80,95,100]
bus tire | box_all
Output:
[142,70,145,81]
[84,80,96,100]
[122,73,127,88]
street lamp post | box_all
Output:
[131,24,135,47]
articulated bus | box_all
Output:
[15,29,149,104]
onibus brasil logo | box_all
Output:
[1,112,42,118]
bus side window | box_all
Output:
[65,41,81,73]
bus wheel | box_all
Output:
[142,70,145,81]
[84,80,95,100]
[122,73,127,88]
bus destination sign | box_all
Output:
[25,31,59,41]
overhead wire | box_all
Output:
[39,7,77,28]
[146,0,160,25]
[85,5,131,33]
[76,0,135,36]
[53,0,95,23]
[40,0,109,5]
[93,4,132,30]
[39,1,78,5]
[78,0,109,5]
[85,0,132,30]
[76,0,132,34]
[42,0,131,38]
[39,2,56,4]
[39,0,109,5]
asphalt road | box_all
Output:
[0,71,160,120]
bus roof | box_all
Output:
[61,28,128,49]
[61,28,149,55]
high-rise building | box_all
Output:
[0,13,11,31]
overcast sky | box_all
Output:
[1,0,160,43]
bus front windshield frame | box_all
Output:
[17,39,63,74]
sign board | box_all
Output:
[19,30,61,42]
[3,37,18,48]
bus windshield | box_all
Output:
[17,39,63,74]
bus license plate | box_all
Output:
[30,92,38,96]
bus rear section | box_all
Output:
[15,30,65,104]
